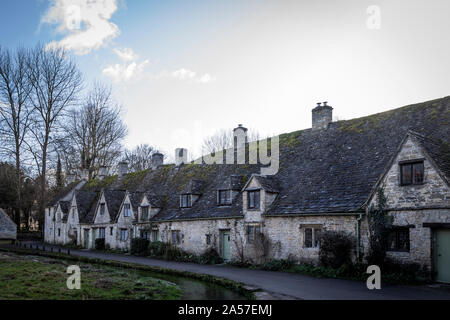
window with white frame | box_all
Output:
[304,227,321,248]
[247,225,261,242]
[98,227,105,239]
[171,230,181,244]
[124,203,131,217]
[141,206,149,220]
[218,190,232,206]
[120,229,128,241]
[247,190,260,210]
[180,194,191,208]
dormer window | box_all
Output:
[400,160,424,185]
[100,203,105,215]
[180,194,191,208]
[247,190,260,210]
[124,203,131,217]
[218,190,231,206]
[141,206,149,220]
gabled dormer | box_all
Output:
[67,194,79,225]
[179,179,204,208]
[93,190,112,224]
[242,174,280,221]
[367,131,450,209]
[138,193,163,221]
[116,191,138,223]
[216,175,246,206]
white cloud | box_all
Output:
[113,47,138,61]
[160,68,215,84]
[172,68,197,80]
[42,0,120,55]
[102,47,148,82]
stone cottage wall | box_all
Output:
[263,215,360,264]
[367,135,450,270]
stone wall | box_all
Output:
[0,208,17,240]
[263,215,360,264]
[376,136,450,209]
[385,209,450,270]
[367,135,450,270]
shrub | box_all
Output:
[319,231,355,269]
[130,238,149,256]
[199,248,223,264]
[148,241,165,256]
[95,238,105,251]
[261,259,295,271]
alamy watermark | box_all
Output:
[366,265,381,290]
[66,265,81,290]
[366,5,381,30]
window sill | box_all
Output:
[399,182,426,187]
[386,249,410,253]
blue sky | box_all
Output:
[1,0,449,160]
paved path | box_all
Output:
[4,242,450,300]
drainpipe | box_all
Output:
[356,212,363,262]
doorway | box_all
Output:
[84,229,90,249]
[221,230,231,261]
[435,229,450,283]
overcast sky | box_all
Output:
[1,0,449,159]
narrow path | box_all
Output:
[5,241,450,300]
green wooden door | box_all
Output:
[84,229,90,249]
[435,230,450,283]
[222,231,231,261]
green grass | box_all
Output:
[0,252,181,300]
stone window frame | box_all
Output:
[110,227,114,236]
[98,227,106,239]
[301,225,322,249]
[141,205,149,221]
[180,194,192,208]
[247,190,261,210]
[217,189,232,206]
[120,228,128,241]
[58,228,61,237]
[152,229,159,242]
[206,234,212,245]
[123,203,131,217]
[246,224,262,243]
[386,227,410,252]
[171,230,182,245]
[99,203,106,215]
[399,159,425,186]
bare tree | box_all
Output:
[201,128,260,155]
[61,82,127,180]
[124,144,158,172]
[0,46,33,226]
[26,44,83,229]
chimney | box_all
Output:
[233,124,248,164]
[312,101,333,130]
[81,169,89,181]
[175,148,188,166]
[98,165,108,180]
[151,153,164,170]
[118,161,128,177]
[66,172,76,185]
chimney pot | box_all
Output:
[175,148,188,166]
[118,161,128,177]
[312,102,333,130]
[151,153,164,170]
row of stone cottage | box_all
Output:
[45,97,450,283]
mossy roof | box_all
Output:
[51,95,450,220]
